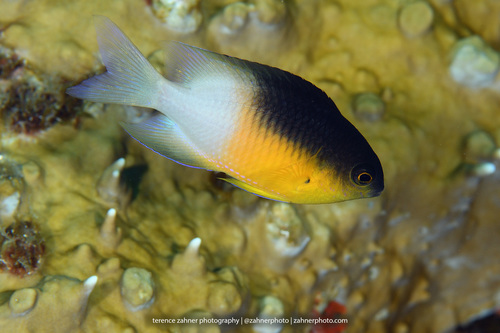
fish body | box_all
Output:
[67,16,384,204]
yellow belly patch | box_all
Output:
[220,107,327,203]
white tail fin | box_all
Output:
[67,16,163,108]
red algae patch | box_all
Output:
[0,220,46,277]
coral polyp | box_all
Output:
[0,220,46,277]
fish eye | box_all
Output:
[357,172,373,184]
[351,164,374,186]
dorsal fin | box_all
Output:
[163,41,255,86]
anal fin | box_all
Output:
[121,114,209,169]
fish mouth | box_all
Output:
[369,185,384,198]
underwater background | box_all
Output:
[1,0,500,332]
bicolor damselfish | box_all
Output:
[67,16,384,204]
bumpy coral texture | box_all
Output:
[0,1,500,333]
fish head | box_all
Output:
[255,136,384,204]
[343,161,384,199]
[333,142,385,202]
[287,160,383,204]
[295,139,384,204]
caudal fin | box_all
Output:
[66,16,163,108]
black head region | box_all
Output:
[250,62,383,192]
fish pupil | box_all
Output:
[358,172,372,184]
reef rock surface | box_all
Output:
[1,1,500,333]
